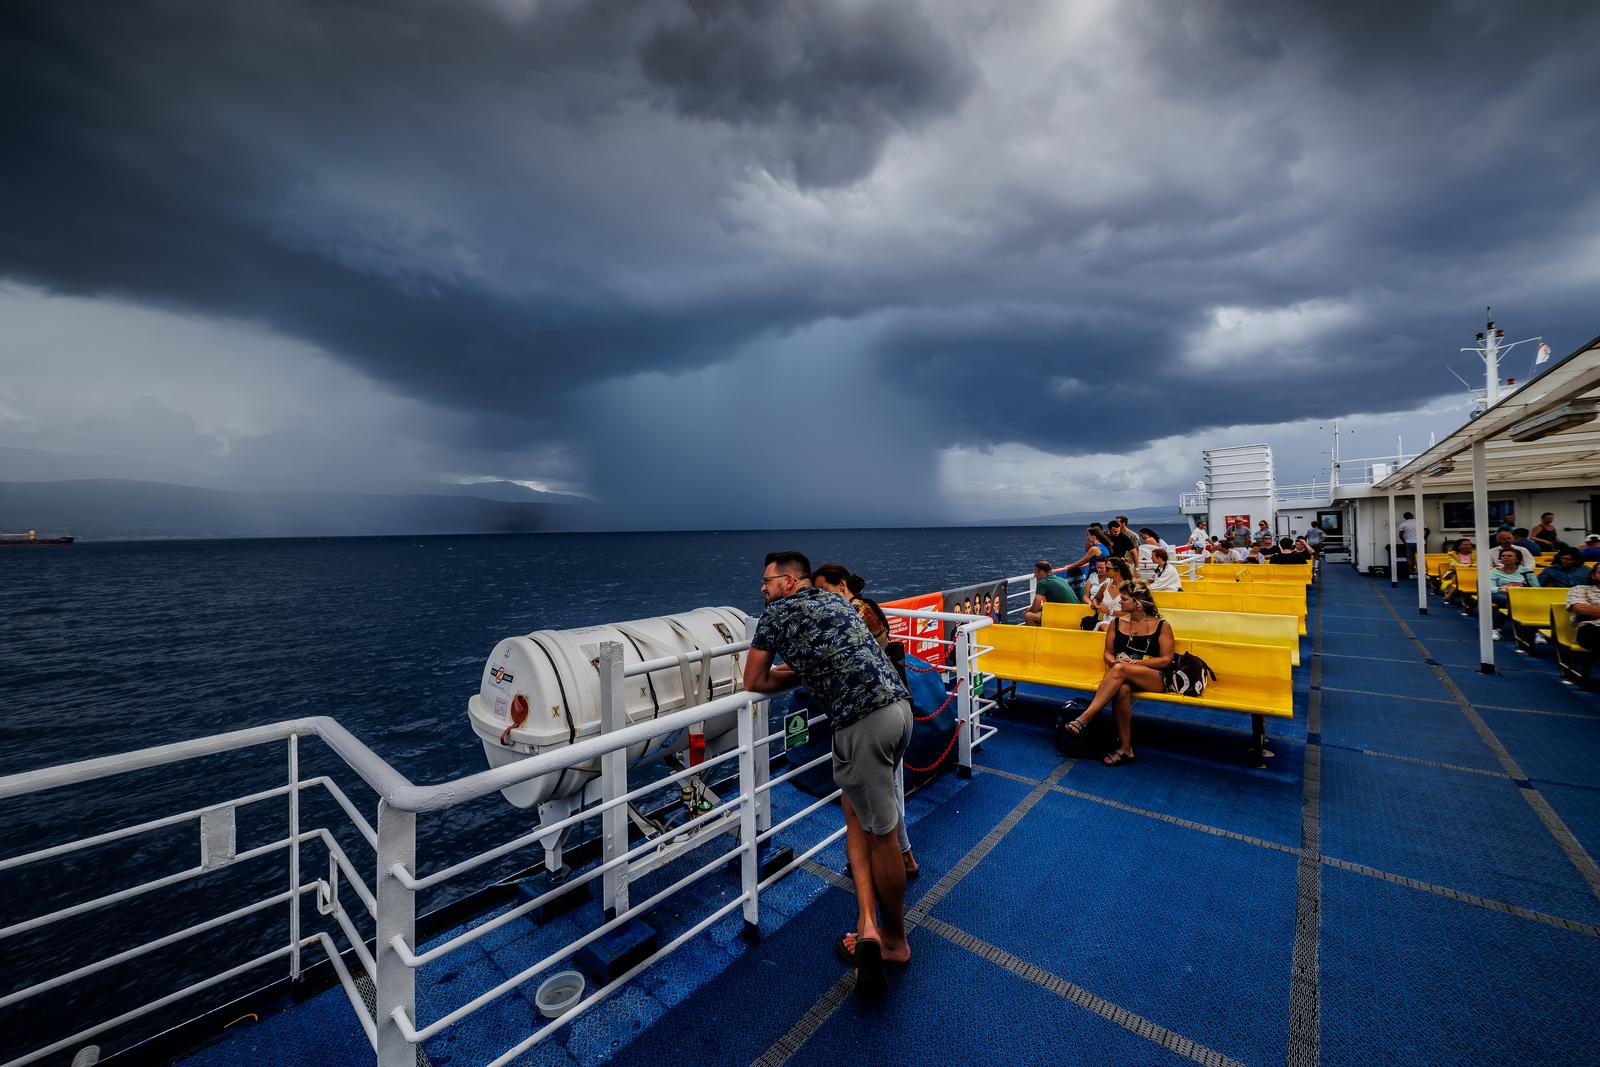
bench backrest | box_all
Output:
[980,623,1294,696]
[1197,563,1312,585]
[1186,577,1308,608]
[1159,607,1301,666]
[1152,589,1306,633]
[1551,602,1581,649]
[1041,602,1094,628]
[1424,553,1452,578]
[1506,587,1568,629]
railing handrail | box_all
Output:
[0,697,749,817]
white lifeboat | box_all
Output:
[467,606,752,808]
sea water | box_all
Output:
[0,525,1188,1053]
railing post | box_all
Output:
[955,625,974,779]
[736,696,760,941]
[598,641,630,919]
[288,734,301,982]
[374,800,416,1067]
[743,616,771,833]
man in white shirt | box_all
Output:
[1188,522,1208,550]
[1495,530,1536,570]
[1565,568,1600,651]
[1396,511,1419,572]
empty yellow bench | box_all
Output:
[1041,602,1300,666]
[977,624,1294,761]
[1500,587,1569,652]
[1152,589,1306,635]
[1186,577,1308,608]
[1198,563,1313,585]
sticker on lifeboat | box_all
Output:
[493,694,510,721]
[490,665,515,687]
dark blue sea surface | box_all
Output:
[0,525,1186,1056]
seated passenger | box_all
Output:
[1271,536,1312,564]
[1511,528,1544,559]
[1061,530,1111,595]
[1539,547,1592,589]
[1058,582,1174,766]
[1091,558,1133,629]
[1565,565,1600,651]
[1582,534,1600,563]
[1495,530,1536,570]
[1489,546,1538,612]
[1148,547,1182,590]
[1441,538,1476,605]
[1024,560,1079,625]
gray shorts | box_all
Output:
[832,699,914,837]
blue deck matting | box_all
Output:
[181,564,1600,1066]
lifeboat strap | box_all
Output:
[525,634,579,746]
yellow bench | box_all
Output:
[1187,577,1308,607]
[1152,589,1306,635]
[1550,604,1593,686]
[978,624,1294,761]
[1198,563,1313,585]
[1039,602,1301,666]
[1441,565,1479,608]
[1501,587,1568,652]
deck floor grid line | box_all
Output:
[1372,586,1600,905]
[1286,578,1325,1067]
[1329,745,1508,779]
[1050,784,1300,856]
[1316,856,1600,938]
[752,756,1074,1067]
[918,915,1248,1067]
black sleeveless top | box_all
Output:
[1112,618,1164,661]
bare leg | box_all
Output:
[868,823,909,962]
[1111,684,1134,756]
[841,796,878,950]
[1073,662,1133,724]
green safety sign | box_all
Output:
[784,710,810,750]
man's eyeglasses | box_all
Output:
[760,573,793,586]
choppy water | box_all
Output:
[0,525,1186,1054]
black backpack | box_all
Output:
[1162,652,1217,697]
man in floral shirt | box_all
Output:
[744,550,913,999]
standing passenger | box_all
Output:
[745,551,913,998]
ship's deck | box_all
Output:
[181,565,1600,1066]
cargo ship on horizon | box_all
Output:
[0,529,74,546]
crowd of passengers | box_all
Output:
[1428,510,1600,651]
[1023,515,1313,767]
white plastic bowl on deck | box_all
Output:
[535,970,585,1019]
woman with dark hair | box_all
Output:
[1539,546,1591,588]
[1091,558,1133,630]
[1062,529,1112,596]
[1060,580,1174,765]
[815,565,918,878]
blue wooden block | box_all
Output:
[574,919,658,983]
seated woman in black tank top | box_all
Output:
[1061,580,1175,766]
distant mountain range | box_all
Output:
[0,478,573,540]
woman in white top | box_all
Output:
[1082,557,1110,608]
[1148,548,1183,591]
[1093,558,1132,629]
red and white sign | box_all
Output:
[883,592,946,668]
[1225,514,1251,530]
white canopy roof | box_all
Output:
[1374,332,1600,493]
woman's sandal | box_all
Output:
[1064,717,1090,736]
[1102,749,1136,766]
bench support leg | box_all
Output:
[1248,714,1272,768]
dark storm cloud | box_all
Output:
[1,0,1598,521]
[639,0,976,186]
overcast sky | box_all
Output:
[2,0,1596,528]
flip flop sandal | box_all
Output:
[853,937,889,1001]
[1065,718,1090,735]
[1102,750,1136,767]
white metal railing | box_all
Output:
[0,617,997,1067]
